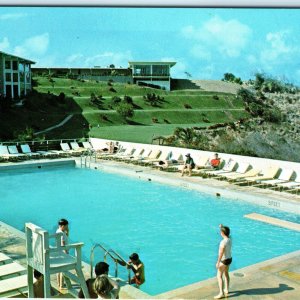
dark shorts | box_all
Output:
[221,258,232,266]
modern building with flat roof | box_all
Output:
[0,51,35,99]
[128,61,176,91]
[32,61,177,91]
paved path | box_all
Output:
[34,114,73,135]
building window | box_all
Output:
[5,60,11,70]
[5,73,11,82]
[13,73,19,82]
[12,61,18,70]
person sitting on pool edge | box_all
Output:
[78,261,120,298]
[127,253,145,287]
[94,274,120,299]
[181,153,195,177]
[210,153,221,169]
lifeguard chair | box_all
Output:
[25,223,89,298]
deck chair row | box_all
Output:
[0,142,93,162]
[97,145,300,194]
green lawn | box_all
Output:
[0,76,249,142]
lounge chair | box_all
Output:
[216,162,251,180]
[153,151,184,170]
[140,150,170,166]
[201,159,237,177]
[137,149,162,166]
[253,168,295,188]
[59,142,81,156]
[226,168,261,183]
[235,166,280,186]
[82,141,93,150]
[0,145,24,161]
[130,149,152,164]
[108,146,135,161]
[25,223,89,298]
[70,141,87,153]
[271,172,300,191]
[20,144,42,158]
[121,148,145,162]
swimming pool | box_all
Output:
[1,164,300,295]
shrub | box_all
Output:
[212,95,219,100]
[263,108,282,123]
[152,117,159,123]
[112,96,121,105]
[109,87,116,93]
[101,115,109,121]
[184,103,192,109]
[116,103,134,121]
[203,118,210,123]
[123,95,133,104]
[164,119,170,124]
[107,81,112,86]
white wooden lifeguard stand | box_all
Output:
[25,223,89,298]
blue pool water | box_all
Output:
[1,165,300,295]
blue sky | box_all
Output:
[1,7,300,84]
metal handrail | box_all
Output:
[90,243,131,283]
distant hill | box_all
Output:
[172,79,244,94]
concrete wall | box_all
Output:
[90,138,300,174]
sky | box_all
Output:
[1,7,300,84]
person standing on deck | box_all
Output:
[214,224,232,299]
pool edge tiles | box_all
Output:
[0,158,76,172]
[88,160,300,215]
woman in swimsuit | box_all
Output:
[214,224,232,299]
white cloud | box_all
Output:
[190,45,211,60]
[260,31,296,63]
[0,13,27,21]
[13,33,49,58]
[65,51,132,68]
[0,37,9,51]
[182,16,252,58]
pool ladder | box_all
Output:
[80,149,96,168]
[90,243,131,283]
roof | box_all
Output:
[0,51,35,64]
[128,61,176,67]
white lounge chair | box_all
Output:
[226,168,261,183]
[70,141,86,153]
[216,162,251,180]
[0,145,25,161]
[130,149,152,164]
[82,141,93,150]
[153,151,184,170]
[203,159,237,177]
[254,169,295,188]
[20,144,42,158]
[25,223,89,298]
[272,172,300,191]
[121,148,145,162]
[236,166,280,186]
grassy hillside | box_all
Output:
[0,77,249,143]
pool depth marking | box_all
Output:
[244,213,300,232]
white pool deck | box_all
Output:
[0,157,300,299]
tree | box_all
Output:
[173,127,199,147]
[116,103,134,122]
[237,88,257,103]
[223,73,235,82]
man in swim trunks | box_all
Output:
[127,253,145,287]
